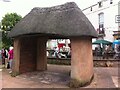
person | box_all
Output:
[67,49,71,58]
[53,47,59,58]
[1,48,5,65]
[5,49,8,58]
[103,44,113,59]
[114,44,120,59]
[0,50,1,60]
[4,49,8,68]
[8,46,13,73]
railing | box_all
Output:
[47,49,120,60]
[93,50,120,60]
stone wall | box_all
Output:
[47,58,120,67]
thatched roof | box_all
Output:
[9,2,98,38]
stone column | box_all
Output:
[13,38,21,73]
[19,37,37,73]
[13,37,37,74]
[36,37,47,71]
[70,37,93,87]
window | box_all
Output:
[99,13,104,24]
[98,13,105,35]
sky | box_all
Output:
[0,0,98,21]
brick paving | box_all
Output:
[1,64,120,88]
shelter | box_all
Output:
[9,2,98,87]
[92,39,112,45]
[113,40,120,44]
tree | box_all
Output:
[1,13,22,49]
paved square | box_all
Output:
[1,64,120,88]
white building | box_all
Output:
[83,0,120,42]
[47,0,120,49]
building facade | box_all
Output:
[83,0,120,41]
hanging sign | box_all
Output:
[115,15,120,23]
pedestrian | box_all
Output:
[53,47,59,58]
[103,44,112,59]
[8,46,13,73]
[1,48,5,65]
[4,49,8,68]
[114,44,120,59]
[0,50,1,60]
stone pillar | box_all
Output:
[70,37,93,87]
[13,36,37,74]
[36,37,47,71]
[19,37,37,73]
[13,38,21,73]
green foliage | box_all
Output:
[69,79,89,88]
[69,79,82,88]
[10,71,20,77]
[2,31,13,49]
[1,13,22,48]
[69,75,94,88]
[0,42,2,49]
[1,13,22,31]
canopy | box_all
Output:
[113,40,120,44]
[92,39,112,45]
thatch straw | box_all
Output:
[9,2,98,38]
